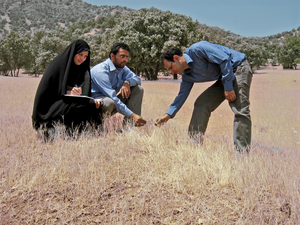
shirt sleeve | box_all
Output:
[122,66,141,86]
[166,80,194,117]
[91,65,133,117]
[197,43,235,91]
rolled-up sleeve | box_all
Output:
[122,67,141,86]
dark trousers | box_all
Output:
[188,60,253,152]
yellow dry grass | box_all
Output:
[0,66,299,224]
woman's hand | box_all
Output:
[70,86,82,96]
[94,99,103,109]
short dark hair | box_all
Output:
[109,42,131,58]
[160,47,183,66]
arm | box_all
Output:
[91,64,133,117]
[195,42,236,102]
[196,42,235,91]
[155,80,193,126]
[122,66,141,86]
[118,66,141,98]
[166,80,194,117]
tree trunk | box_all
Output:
[144,69,150,80]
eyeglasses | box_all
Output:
[116,54,130,60]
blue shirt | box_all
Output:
[166,41,246,117]
[91,58,141,117]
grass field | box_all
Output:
[0,66,299,224]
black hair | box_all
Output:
[160,47,183,66]
[109,43,131,58]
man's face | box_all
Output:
[163,58,183,75]
[111,48,130,69]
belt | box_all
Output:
[233,58,247,73]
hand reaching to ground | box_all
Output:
[130,113,147,127]
[155,114,171,127]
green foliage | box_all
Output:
[0,32,30,76]
[98,10,204,80]
[240,44,269,70]
[0,0,135,36]
[1,1,299,77]
[277,34,300,69]
[23,30,69,76]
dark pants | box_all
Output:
[188,60,253,152]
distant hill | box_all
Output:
[0,0,135,37]
[0,0,298,44]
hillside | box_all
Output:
[0,0,299,76]
[0,0,135,37]
[1,0,298,42]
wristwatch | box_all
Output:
[123,80,130,86]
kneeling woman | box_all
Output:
[32,40,102,141]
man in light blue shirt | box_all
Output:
[91,43,146,127]
[156,41,252,153]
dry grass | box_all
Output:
[0,66,300,224]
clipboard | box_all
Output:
[63,94,95,104]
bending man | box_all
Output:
[156,41,253,153]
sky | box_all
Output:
[84,0,300,37]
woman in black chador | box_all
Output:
[32,40,102,140]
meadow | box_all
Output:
[0,66,299,224]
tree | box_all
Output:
[24,30,69,76]
[97,9,204,80]
[277,34,300,69]
[23,30,47,77]
[0,32,29,76]
[240,44,269,70]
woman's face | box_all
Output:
[74,51,89,65]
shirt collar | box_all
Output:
[183,53,193,64]
[107,58,117,72]
[183,53,193,74]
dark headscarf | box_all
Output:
[32,39,91,129]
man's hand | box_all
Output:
[130,113,147,127]
[224,90,236,102]
[155,114,171,127]
[117,83,131,98]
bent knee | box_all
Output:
[102,98,116,114]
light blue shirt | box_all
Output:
[91,58,141,117]
[166,41,246,117]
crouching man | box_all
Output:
[91,43,146,127]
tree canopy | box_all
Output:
[0,6,299,78]
[96,10,205,80]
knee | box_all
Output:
[131,85,144,96]
[194,101,211,115]
[102,98,116,114]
